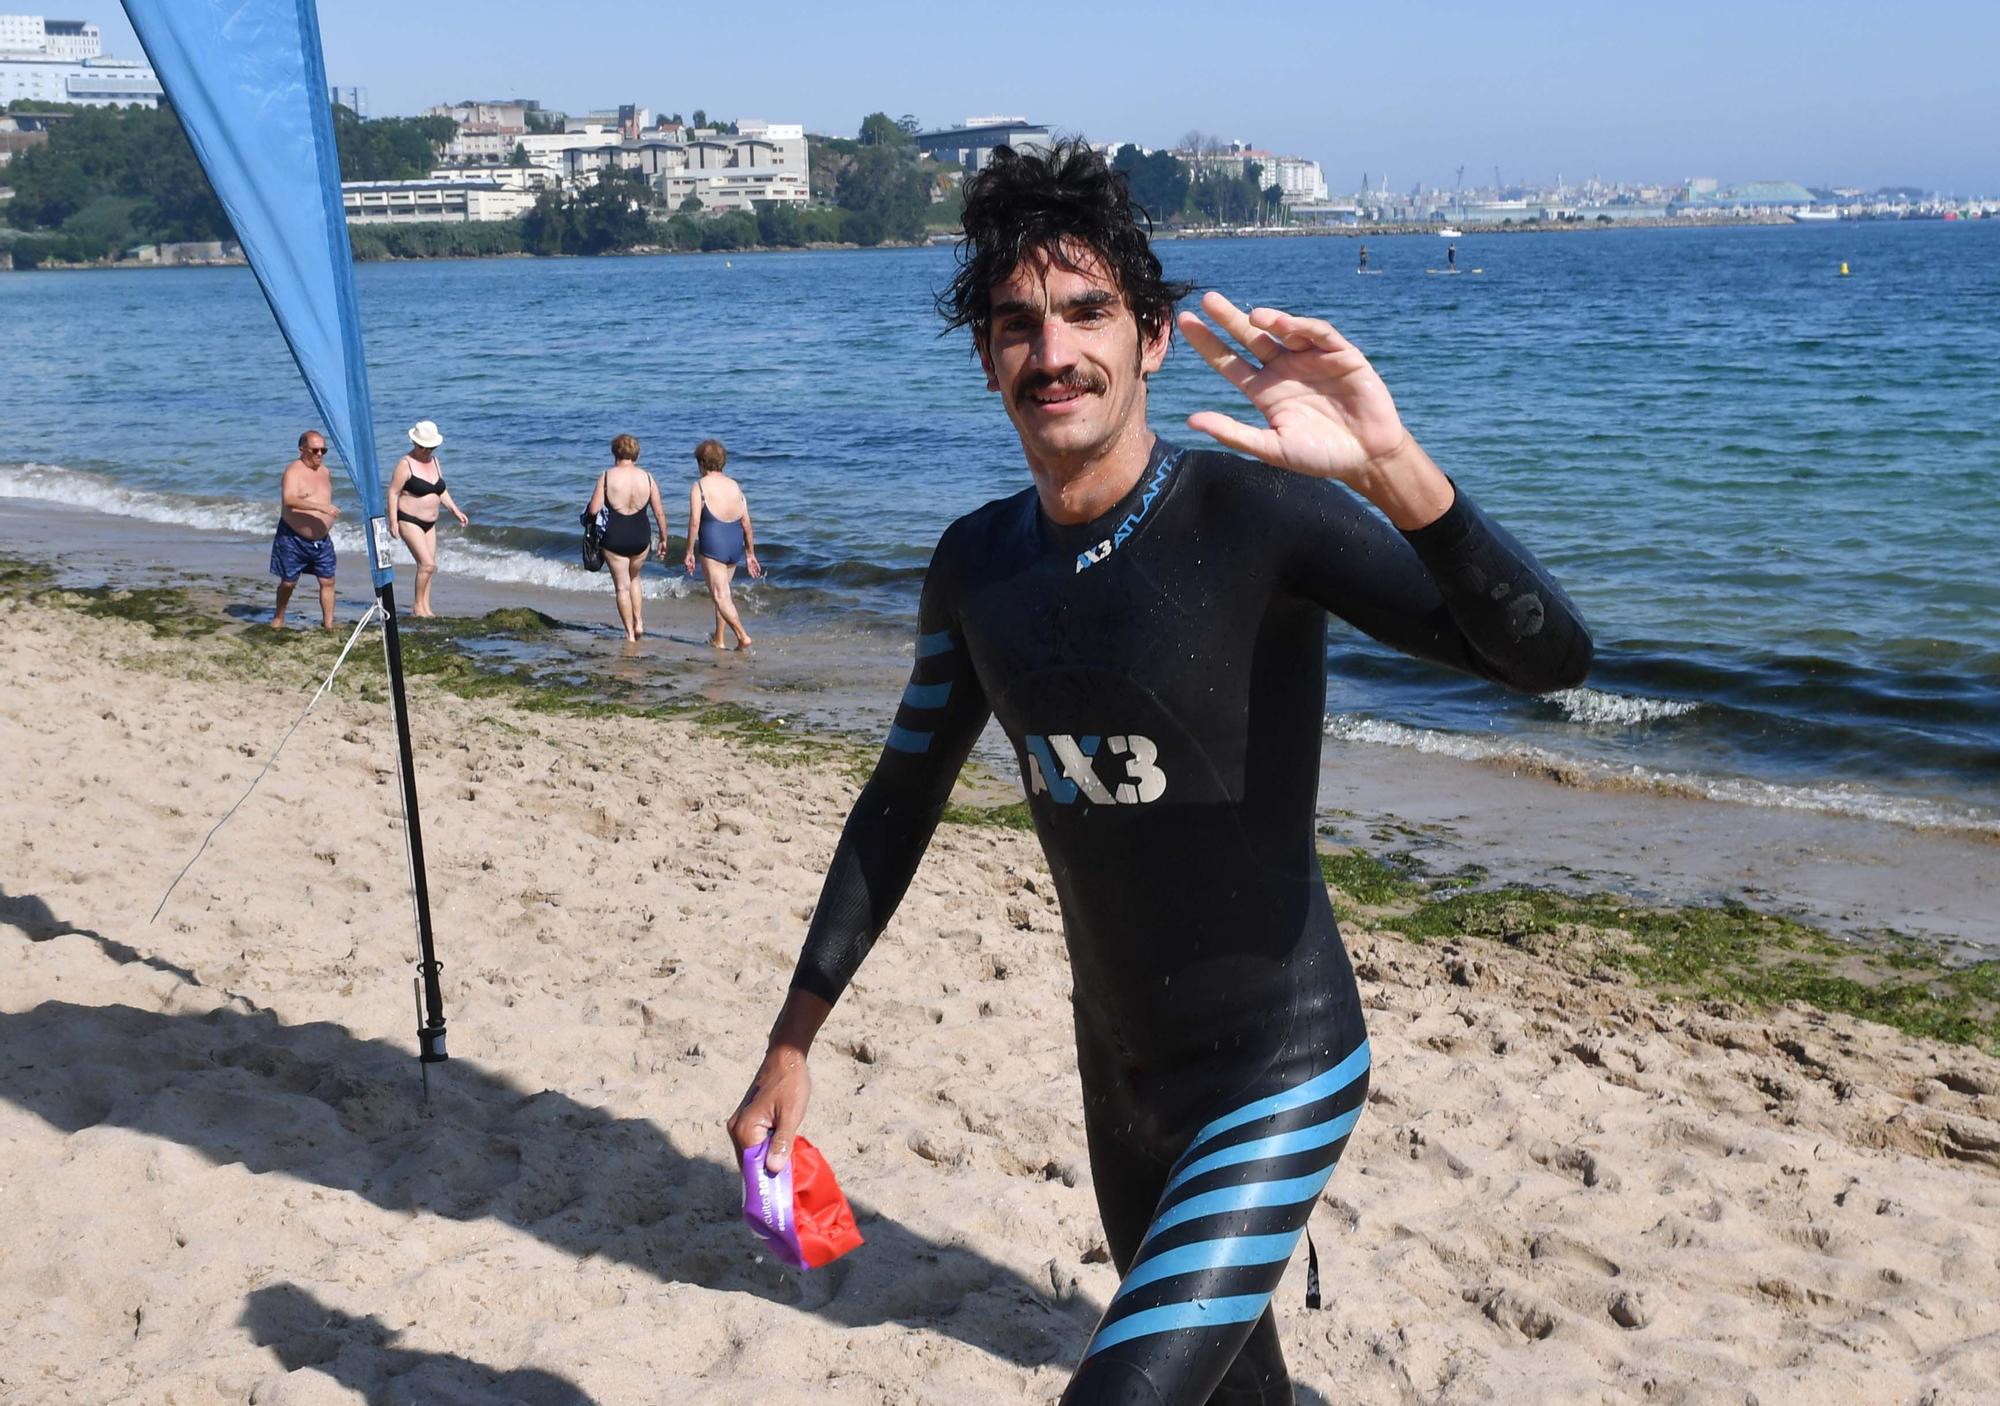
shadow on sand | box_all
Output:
[2,885,211,992]
[242,1282,596,1405]
[0,978,1079,1374]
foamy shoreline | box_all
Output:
[2,578,1997,1403]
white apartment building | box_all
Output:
[426,165,553,192]
[514,124,621,174]
[542,123,811,201]
[0,53,157,105]
[658,165,808,213]
[428,99,534,129]
[444,125,524,165]
[341,179,537,224]
[0,15,98,58]
[1178,145,1275,182]
[1271,155,1328,204]
[1,14,158,106]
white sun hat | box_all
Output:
[408,420,444,449]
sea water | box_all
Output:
[3,221,1996,831]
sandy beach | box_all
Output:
[3,581,1998,1404]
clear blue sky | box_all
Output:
[95,1,1998,193]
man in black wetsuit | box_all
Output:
[728,142,1591,1405]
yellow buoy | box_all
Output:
[1839,262,1850,276]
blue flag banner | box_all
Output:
[122,0,394,587]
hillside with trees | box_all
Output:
[2,100,459,264]
[3,100,1284,269]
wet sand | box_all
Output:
[6,495,1995,957]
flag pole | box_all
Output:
[122,0,452,1073]
[373,554,447,1065]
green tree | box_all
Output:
[838,143,928,244]
[521,189,573,255]
[509,143,531,168]
[700,210,758,250]
[809,136,860,202]
[754,200,801,246]
[858,111,913,147]
[1112,145,1190,224]
[3,104,230,252]
[571,167,652,253]
[691,108,707,129]
[332,107,456,181]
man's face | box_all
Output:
[301,439,327,467]
[976,243,1169,470]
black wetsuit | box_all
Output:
[792,440,1591,1404]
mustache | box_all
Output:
[1016,368,1108,400]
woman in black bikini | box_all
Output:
[586,434,670,642]
[386,419,470,618]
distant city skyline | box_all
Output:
[87,1,2000,193]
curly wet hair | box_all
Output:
[938,140,1193,350]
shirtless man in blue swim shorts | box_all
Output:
[728,141,1593,1404]
[270,430,340,630]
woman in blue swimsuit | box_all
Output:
[683,438,762,650]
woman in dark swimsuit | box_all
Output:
[386,419,470,617]
[587,434,669,642]
[682,437,762,650]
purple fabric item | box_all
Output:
[740,1142,808,1270]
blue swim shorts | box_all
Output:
[270,520,337,581]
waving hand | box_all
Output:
[1177,291,1413,485]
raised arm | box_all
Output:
[1281,465,1591,692]
[1179,291,1591,691]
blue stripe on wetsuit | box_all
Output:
[886,724,933,754]
[886,636,956,754]
[1110,1232,1301,1299]
[1158,1104,1365,1200]
[1182,1039,1372,1155]
[1084,1038,1370,1361]
[1085,1294,1270,1356]
[902,681,953,709]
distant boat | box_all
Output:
[1438,226,1463,238]
[1792,207,1839,223]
